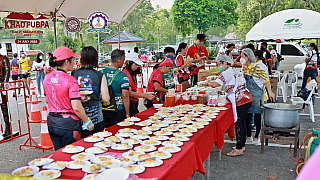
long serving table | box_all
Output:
[39,100,235,180]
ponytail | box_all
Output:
[49,56,73,67]
[176,42,188,56]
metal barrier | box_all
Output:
[0,80,44,152]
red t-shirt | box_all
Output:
[122,68,138,102]
[186,44,208,75]
[146,68,163,103]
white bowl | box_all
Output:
[153,104,163,109]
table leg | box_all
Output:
[202,154,211,180]
[294,131,299,157]
[261,128,265,154]
[219,149,222,161]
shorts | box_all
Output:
[12,74,20,80]
[22,73,30,79]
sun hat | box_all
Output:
[159,58,173,67]
[53,47,80,61]
[126,52,143,65]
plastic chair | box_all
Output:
[291,81,317,122]
[277,73,288,102]
[287,72,298,96]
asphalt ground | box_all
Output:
[0,79,319,180]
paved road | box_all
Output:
[1,80,319,180]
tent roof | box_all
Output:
[246,9,320,41]
[208,35,222,43]
[0,0,142,24]
[102,31,145,45]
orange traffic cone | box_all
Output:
[27,81,41,103]
[29,91,42,123]
[39,106,54,149]
[137,74,144,93]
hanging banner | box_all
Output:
[60,11,82,34]
[86,11,112,33]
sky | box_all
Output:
[151,0,175,10]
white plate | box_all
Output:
[203,112,219,116]
[33,170,61,179]
[71,153,95,161]
[162,120,177,124]
[94,141,115,148]
[217,107,228,110]
[150,151,172,160]
[121,138,142,145]
[85,147,108,154]
[173,132,193,137]
[131,153,154,162]
[150,135,170,141]
[84,136,104,143]
[169,136,190,142]
[82,173,100,180]
[145,119,160,124]
[118,128,137,134]
[67,161,91,169]
[43,161,68,170]
[117,157,134,166]
[194,121,210,126]
[135,121,152,127]
[93,131,112,138]
[162,140,183,147]
[201,115,216,120]
[82,164,105,174]
[105,136,123,143]
[179,127,198,133]
[142,126,160,131]
[170,123,187,128]
[125,117,141,122]
[153,130,173,136]
[124,165,145,174]
[138,158,163,168]
[134,145,157,152]
[178,120,194,124]
[111,143,133,151]
[152,123,169,128]
[122,150,145,159]
[115,132,134,138]
[161,127,179,132]
[99,159,122,169]
[117,121,134,127]
[141,139,162,146]
[28,158,54,166]
[188,124,205,129]
[158,146,181,153]
[134,130,153,135]
[97,167,129,180]
[12,166,39,176]
[62,146,85,154]
[131,134,149,140]
[90,156,115,164]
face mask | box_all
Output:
[39,56,43,59]
[261,47,266,51]
[218,66,224,73]
[240,58,246,65]
[166,55,174,60]
[21,54,25,58]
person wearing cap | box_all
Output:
[267,45,278,70]
[101,49,130,127]
[71,46,110,138]
[186,34,209,87]
[145,58,173,108]
[204,55,253,156]
[32,52,45,98]
[43,47,94,150]
[122,53,155,116]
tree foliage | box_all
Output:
[172,0,238,35]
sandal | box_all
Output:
[227,149,244,156]
[232,146,246,152]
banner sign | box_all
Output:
[60,11,82,34]
[86,11,112,33]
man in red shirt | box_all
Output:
[186,34,209,87]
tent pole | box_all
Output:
[97,31,100,54]
[53,9,57,49]
[118,24,120,49]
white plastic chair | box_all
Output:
[277,73,288,102]
[291,80,317,122]
[287,72,298,96]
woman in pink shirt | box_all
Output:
[43,47,94,150]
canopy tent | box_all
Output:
[0,0,142,48]
[102,31,145,45]
[246,9,320,41]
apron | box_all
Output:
[244,65,264,114]
[226,68,239,123]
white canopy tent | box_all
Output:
[0,0,142,48]
[246,9,320,41]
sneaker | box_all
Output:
[37,95,41,98]
[41,95,45,98]
[252,138,261,145]
[18,94,22,97]
[245,136,253,144]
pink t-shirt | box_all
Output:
[141,55,147,62]
[43,70,81,120]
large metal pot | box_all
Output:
[263,103,301,128]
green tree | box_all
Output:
[172,0,238,35]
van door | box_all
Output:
[278,44,305,71]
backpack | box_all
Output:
[276,52,284,62]
[102,70,121,112]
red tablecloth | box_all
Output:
[41,101,235,180]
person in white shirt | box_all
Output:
[267,45,278,70]
[32,52,45,97]
[301,43,319,93]
[218,43,227,55]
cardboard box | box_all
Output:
[198,72,219,82]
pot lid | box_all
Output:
[263,103,301,110]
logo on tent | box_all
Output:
[86,11,112,33]
[283,18,302,29]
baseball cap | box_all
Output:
[53,47,80,61]
[159,58,173,67]
[267,45,273,49]
[126,52,143,65]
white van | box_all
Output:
[257,42,307,71]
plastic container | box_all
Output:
[165,95,175,106]
[197,91,207,104]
